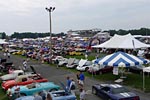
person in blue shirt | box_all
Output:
[66,76,71,90]
[79,71,85,87]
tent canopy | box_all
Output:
[92,33,150,49]
[95,51,149,67]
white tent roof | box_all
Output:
[92,33,150,49]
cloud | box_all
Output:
[0,0,150,35]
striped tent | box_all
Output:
[95,51,149,67]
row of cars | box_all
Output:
[0,63,77,100]
[0,56,141,100]
[53,56,113,74]
[55,56,145,75]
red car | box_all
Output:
[88,65,113,75]
[2,74,48,90]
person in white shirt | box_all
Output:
[23,60,27,71]
[69,78,76,95]
[79,88,86,100]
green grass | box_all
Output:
[0,75,8,100]
[65,53,107,61]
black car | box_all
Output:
[92,84,140,100]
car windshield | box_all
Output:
[111,87,130,94]
[85,61,92,66]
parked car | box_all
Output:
[49,82,77,100]
[66,59,80,69]
[88,65,113,75]
[2,74,48,90]
[76,61,93,71]
[52,56,66,64]
[8,82,60,100]
[0,70,24,81]
[92,83,140,100]
[0,66,36,82]
[69,51,83,56]
[58,58,68,67]
[0,62,14,72]
[128,65,143,74]
[15,96,34,100]
[49,90,77,100]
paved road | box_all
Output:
[1,52,150,100]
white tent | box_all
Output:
[92,33,150,49]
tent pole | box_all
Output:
[143,71,145,91]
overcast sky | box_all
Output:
[0,0,150,35]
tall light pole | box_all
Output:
[45,7,55,54]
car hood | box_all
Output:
[113,92,137,99]
[3,80,16,87]
[15,96,34,100]
[11,86,28,94]
[1,74,16,81]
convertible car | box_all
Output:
[15,90,76,100]
[2,74,48,90]
[92,84,140,100]
[15,96,34,100]
[8,82,60,100]
[49,90,77,100]
[0,66,38,82]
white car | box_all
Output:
[0,66,35,81]
[58,58,68,67]
[51,56,65,64]
[66,59,79,68]
[76,60,93,71]
[0,70,24,81]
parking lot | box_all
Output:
[1,51,150,100]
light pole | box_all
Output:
[45,7,55,54]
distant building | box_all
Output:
[67,28,101,37]
[93,32,110,41]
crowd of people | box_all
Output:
[65,71,86,100]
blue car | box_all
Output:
[8,82,60,100]
[15,96,34,100]
[48,82,76,100]
[15,90,77,100]
[49,90,77,100]
[92,84,140,100]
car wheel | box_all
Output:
[85,67,89,71]
[49,88,58,92]
[92,88,97,95]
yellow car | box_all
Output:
[69,51,83,56]
[12,50,26,55]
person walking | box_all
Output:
[33,92,42,100]
[23,60,27,71]
[69,78,76,95]
[7,52,10,58]
[78,71,85,88]
[66,76,71,91]
[79,88,86,100]
[56,59,59,69]
[46,93,52,100]
[14,84,20,98]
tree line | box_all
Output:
[0,28,149,39]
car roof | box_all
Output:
[101,84,123,89]
[13,70,24,73]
